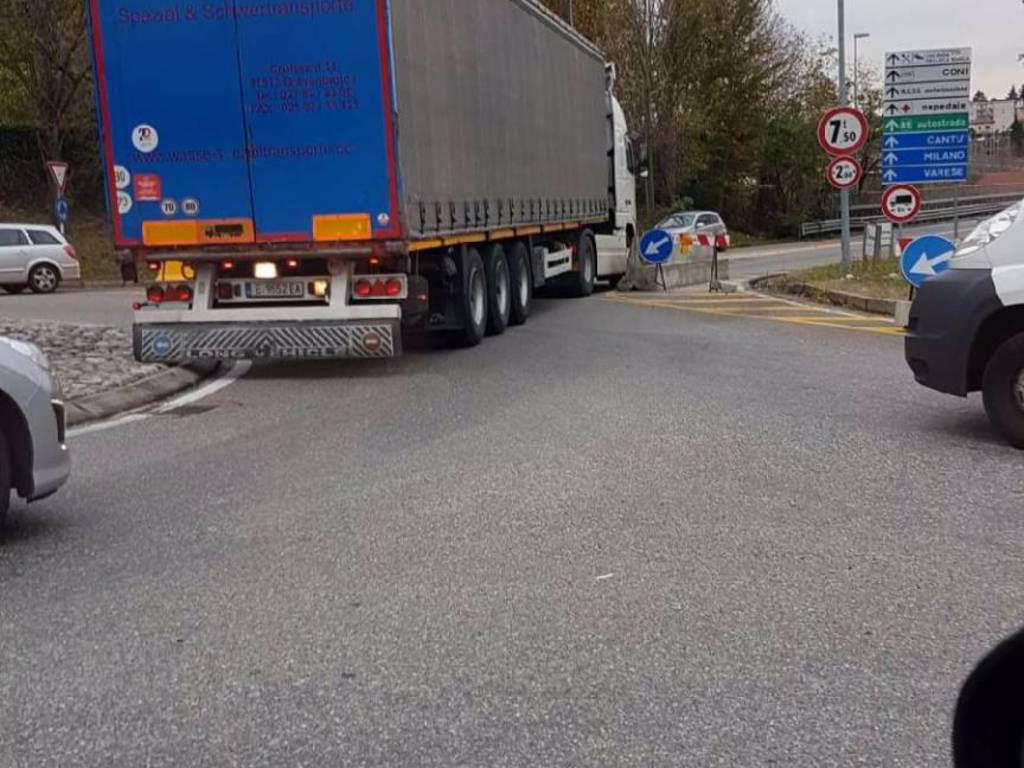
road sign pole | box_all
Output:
[837,0,852,270]
[954,185,960,239]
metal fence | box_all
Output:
[800,191,1024,239]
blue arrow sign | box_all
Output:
[639,228,675,265]
[54,197,69,223]
[883,148,969,166]
[881,165,968,185]
[881,130,969,150]
[900,235,957,288]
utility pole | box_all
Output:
[837,0,852,270]
[567,0,573,25]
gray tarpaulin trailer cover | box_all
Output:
[390,0,610,238]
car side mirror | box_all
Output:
[953,627,1024,767]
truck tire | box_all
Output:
[482,244,511,336]
[567,232,595,298]
[0,428,11,530]
[982,331,1024,449]
[453,248,488,348]
[507,241,532,326]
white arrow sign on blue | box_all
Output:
[900,234,957,288]
[639,228,675,265]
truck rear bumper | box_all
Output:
[134,320,401,363]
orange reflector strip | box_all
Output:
[142,219,254,246]
[312,214,371,242]
[142,220,200,246]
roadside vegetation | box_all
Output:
[783,256,911,301]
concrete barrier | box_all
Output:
[627,258,730,291]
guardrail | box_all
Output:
[800,192,1023,238]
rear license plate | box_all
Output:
[248,281,305,299]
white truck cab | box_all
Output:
[906,200,1024,446]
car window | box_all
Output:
[0,228,28,247]
[27,229,60,245]
[697,215,715,227]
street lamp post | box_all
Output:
[853,32,870,109]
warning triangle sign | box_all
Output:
[47,161,69,194]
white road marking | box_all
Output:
[68,362,252,438]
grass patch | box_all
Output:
[0,203,120,281]
[789,256,912,301]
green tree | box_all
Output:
[0,0,93,161]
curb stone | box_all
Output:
[751,276,898,317]
[66,362,218,427]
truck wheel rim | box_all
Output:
[496,262,510,317]
[471,271,485,328]
[33,267,57,291]
[1015,371,1024,411]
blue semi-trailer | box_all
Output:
[87,0,638,361]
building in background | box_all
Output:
[970,97,1022,135]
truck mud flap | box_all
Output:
[134,321,401,363]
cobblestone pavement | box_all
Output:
[0,319,164,399]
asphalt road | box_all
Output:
[3,290,1023,767]
[729,217,986,281]
[0,286,140,330]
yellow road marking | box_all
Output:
[606,293,905,337]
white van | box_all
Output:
[906,200,1024,447]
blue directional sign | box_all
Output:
[900,235,957,288]
[54,196,69,223]
[881,132,969,150]
[639,228,674,265]
[881,164,968,185]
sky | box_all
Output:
[772,0,1021,99]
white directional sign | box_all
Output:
[886,48,972,67]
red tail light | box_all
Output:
[354,279,372,298]
[146,285,165,304]
[221,260,235,271]
[147,261,161,272]
[63,244,78,260]
[175,285,193,303]
[371,280,388,297]
[385,278,402,297]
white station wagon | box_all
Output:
[0,224,81,294]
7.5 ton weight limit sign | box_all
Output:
[818,107,869,156]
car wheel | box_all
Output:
[982,332,1024,449]
[507,241,532,326]
[0,428,10,530]
[28,264,60,294]
[1,284,26,295]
